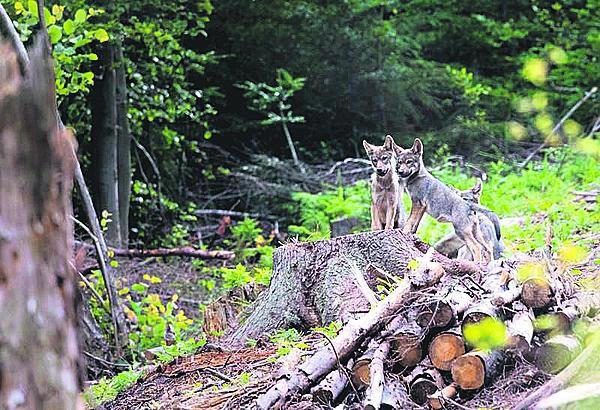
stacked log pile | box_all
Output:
[256,255,599,409]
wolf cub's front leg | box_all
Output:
[403,201,426,235]
[384,199,397,230]
[371,203,382,231]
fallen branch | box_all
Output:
[75,241,234,260]
[196,208,277,221]
[413,238,481,277]
[363,340,390,410]
[110,246,235,260]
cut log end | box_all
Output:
[429,333,466,371]
[522,277,553,309]
[409,378,439,405]
[451,354,485,390]
[417,301,453,328]
[391,335,422,368]
[351,360,371,388]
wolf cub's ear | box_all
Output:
[412,138,423,156]
[383,135,395,150]
[363,140,374,154]
[471,179,483,202]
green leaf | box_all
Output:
[463,317,507,352]
[131,283,148,293]
[74,9,87,23]
[48,25,62,44]
[94,28,109,43]
[27,0,37,16]
[63,19,75,35]
[44,8,55,25]
[88,53,98,61]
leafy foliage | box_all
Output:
[9,0,108,98]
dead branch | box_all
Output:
[519,86,598,170]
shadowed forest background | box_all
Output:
[0,0,599,408]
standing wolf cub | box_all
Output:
[393,138,493,264]
[363,135,406,230]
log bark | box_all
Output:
[506,310,535,354]
[0,41,80,409]
[534,334,582,374]
[428,327,466,371]
[363,340,391,410]
[381,377,410,409]
[450,350,503,390]
[231,230,424,345]
[428,383,458,410]
[389,319,424,368]
[311,359,351,404]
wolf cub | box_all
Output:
[456,180,504,260]
[393,138,493,264]
[363,135,406,231]
[435,180,504,261]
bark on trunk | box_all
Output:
[115,38,131,246]
[534,335,582,374]
[90,42,121,246]
[229,230,423,345]
[0,41,80,409]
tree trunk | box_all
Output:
[228,229,423,345]
[0,41,80,409]
[90,42,122,246]
[115,38,131,246]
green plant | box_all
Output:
[463,317,507,352]
[121,276,197,355]
[85,368,143,407]
[269,328,309,359]
[9,0,109,99]
[289,181,371,240]
[238,68,306,171]
[312,321,342,339]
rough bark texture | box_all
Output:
[115,38,131,246]
[230,229,422,344]
[90,42,121,246]
[0,42,80,409]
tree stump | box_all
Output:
[229,229,423,345]
[0,42,80,408]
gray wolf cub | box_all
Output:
[435,180,504,260]
[394,139,493,264]
[363,135,406,230]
